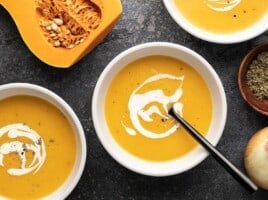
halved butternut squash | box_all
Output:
[0,0,122,67]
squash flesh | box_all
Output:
[0,0,122,67]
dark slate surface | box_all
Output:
[0,1,268,199]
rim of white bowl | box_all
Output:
[0,83,86,200]
[162,0,268,44]
[92,42,227,176]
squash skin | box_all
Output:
[0,0,122,68]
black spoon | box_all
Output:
[168,105,258,193]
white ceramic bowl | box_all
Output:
[163,0,268,44]
[0,83,86,200]
[92,42,227,176]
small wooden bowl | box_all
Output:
[238,42,268,115]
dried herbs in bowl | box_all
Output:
[238,42,268,115]
[246,51,268,101]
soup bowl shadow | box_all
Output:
[162,0,268,44]
[92,42,227,177]
[0,83,86,200]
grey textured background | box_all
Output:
[0,0,268,199]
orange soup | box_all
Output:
[174,0,268,33]
[0,96,76,200]
[105,56,212,161]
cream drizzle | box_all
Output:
[206,0,241,12]
[122,74,184,139]
[0,123,46,176]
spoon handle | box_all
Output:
[168,107,258,193]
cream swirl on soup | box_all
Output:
[206,0,241,12]
[0,123,46,176]
[121,74,184,139]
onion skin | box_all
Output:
[244,127,268,190]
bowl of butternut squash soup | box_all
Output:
[163,0,268,44]
[92,42,227,176]
[0,83,86,200]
